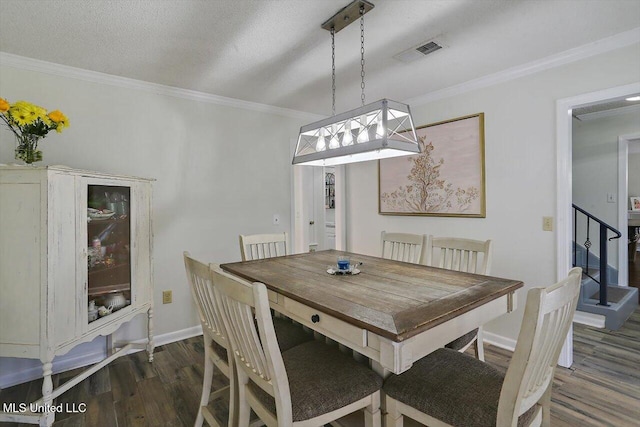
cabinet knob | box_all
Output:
[309,220,315,225]
[311,314,320,323]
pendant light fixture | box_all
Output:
[292,0,420,167]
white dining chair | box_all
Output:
[380,231,426,264]
[212,266,383,427]
[184,253,312,427]
[184,252,234,427]
[424,236,493,360]
[383,267,582,427]
[239,232,288,261]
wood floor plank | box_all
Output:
[167,377,200,427]
[84,391,116,427]
[51,414,85,427]
[86,366,111,397]
[149,346,184,385]
[136,376,181,427]
[114,393,148,427]
[109,360,138,402]
[129,349,158,382]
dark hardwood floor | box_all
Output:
[2,310,639,427]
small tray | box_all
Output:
[327,266,360,275]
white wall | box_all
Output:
[0,62,308,385]
[344,44,640,342]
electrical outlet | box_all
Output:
[273,214,280,225]
[542,216,553,232]
[162,290,172,304]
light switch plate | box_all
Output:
[543,217,553,232]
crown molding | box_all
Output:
[0,52,322,122]
[2,27,638,118]
[407,27,640,106]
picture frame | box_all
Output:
[379,113,486,217]
[631,197,640,211]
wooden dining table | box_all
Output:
[220,249,523,376]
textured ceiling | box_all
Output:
[1,0,639,115]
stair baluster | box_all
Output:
[572,204,621,307]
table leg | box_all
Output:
[370,360,390,426]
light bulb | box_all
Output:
[316,128,326,151]
[375,113,385,139]
[329,124,340,149]
[342,122,353,146]
[357,115,369,143]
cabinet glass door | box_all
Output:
[87,185,131,322]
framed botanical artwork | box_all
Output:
[631,197,640,211]
[379,113,486,217]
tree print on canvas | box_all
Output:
[379,113,485,217]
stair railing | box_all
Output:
[572,204,622,306]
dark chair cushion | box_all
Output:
[249,340,382,422]
[445,328,478,351]
[383,348,536,427]
[210,317,311,362]
[272,317,313,352]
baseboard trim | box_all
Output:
[573,310,606,328]
[135,325,203,349]
[0,325,204,389]
[482,331,517,352]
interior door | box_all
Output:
[293,165,326,253]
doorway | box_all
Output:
[556,82,640,367]
[622,136,640,291]
[293,164,346,254]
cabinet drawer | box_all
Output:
[282,297,367,348]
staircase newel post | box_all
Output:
[598,224,609,306]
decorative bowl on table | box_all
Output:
[87,208,115,220]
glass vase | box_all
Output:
[15,136,43,164]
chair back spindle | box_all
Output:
[381,231,426,264]
[425,236,492,275]
[239,232,288,261]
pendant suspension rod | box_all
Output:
[331,27,336,117]
[360,5,366,106]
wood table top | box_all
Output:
[220,249,523,342]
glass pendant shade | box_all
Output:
[293,99,419,166]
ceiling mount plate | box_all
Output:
[321,0,375,33]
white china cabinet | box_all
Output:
[0,165,154,426]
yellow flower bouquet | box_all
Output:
[0,98,69,164]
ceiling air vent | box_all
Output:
[394,39,444,63]
[416,41,442,56]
